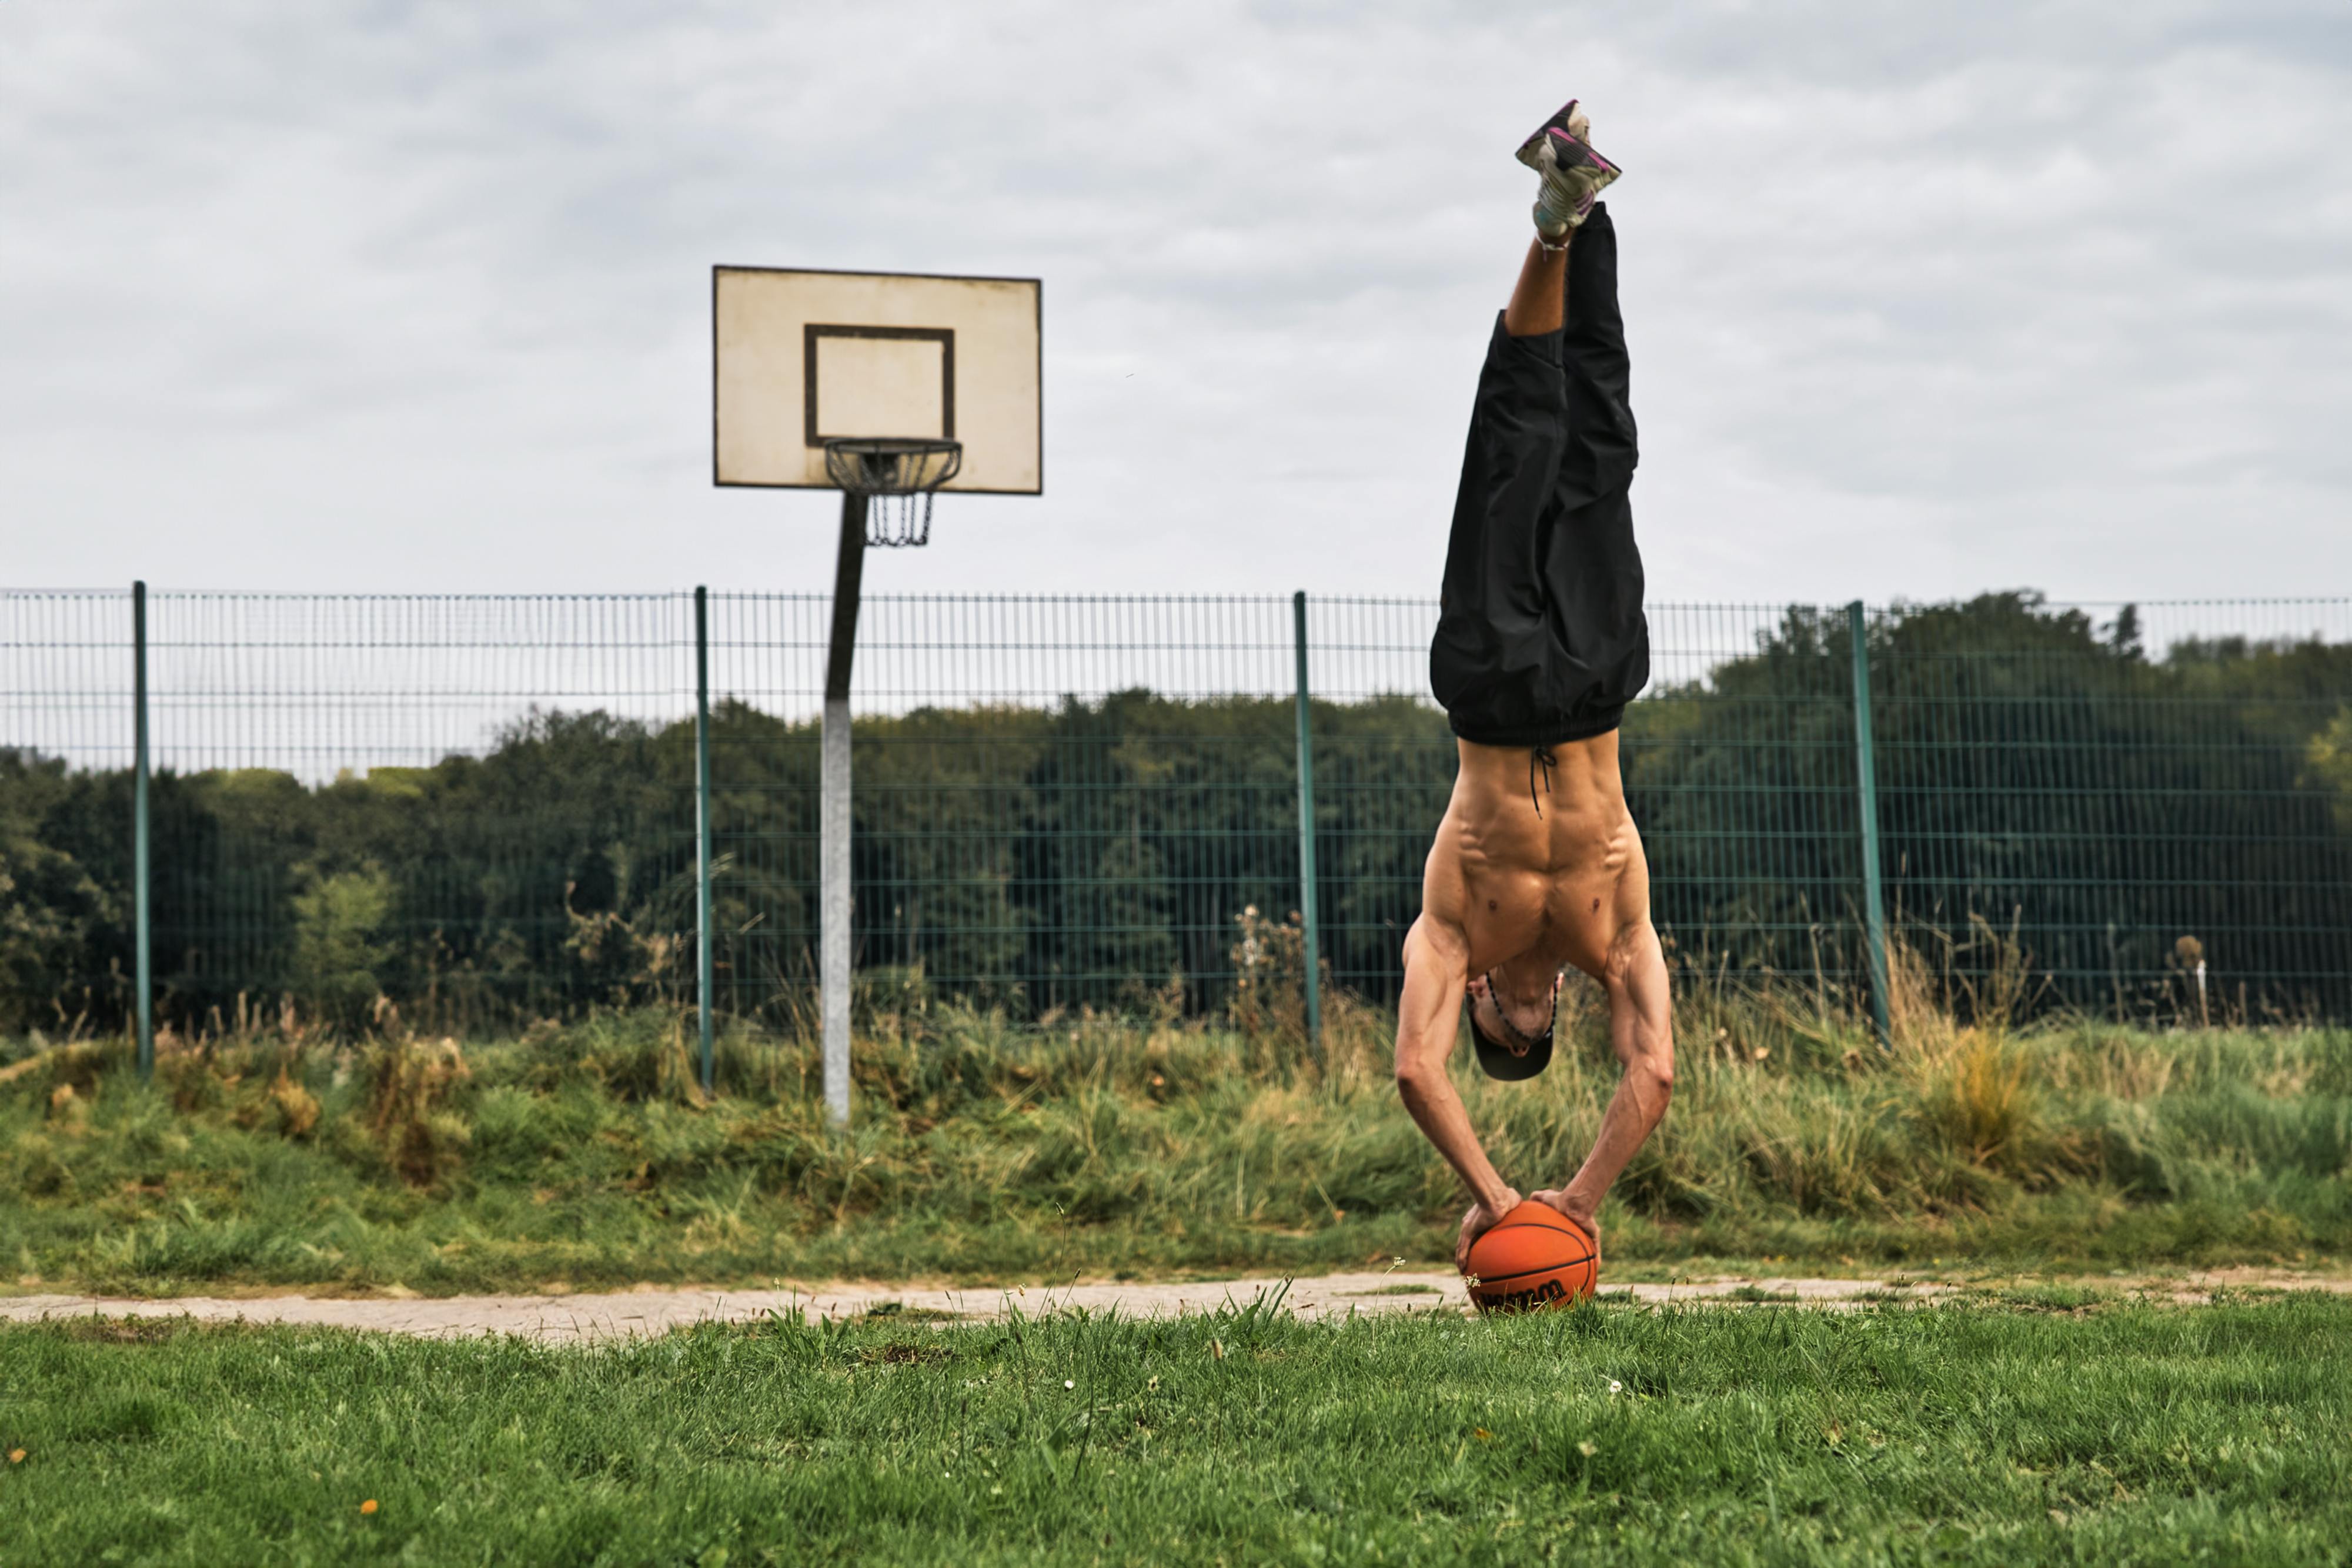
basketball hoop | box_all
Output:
[823,437,962,547]
[713,267,1039,1131]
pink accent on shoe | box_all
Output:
[1549,130,1615,169]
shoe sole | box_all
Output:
[1515,98,1581,165]
[1515,101,1622,187]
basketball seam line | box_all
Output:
[1468,1256,1597,1288]
[1494,1217,1591,1237]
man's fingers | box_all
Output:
[1455,1202,1488,1273]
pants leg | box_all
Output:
[1556,203,1636,504]
[1544,205,1648,718]
[1431,203,1646,744]
[1429,311,1568,743]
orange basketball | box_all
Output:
[1464,1201,1597,1313]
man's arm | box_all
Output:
[1393,914,1520,1269]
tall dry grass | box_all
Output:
[2,916,2348,1291]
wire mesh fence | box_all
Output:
[4,588,2347,1034]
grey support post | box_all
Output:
[1847,600,1893,1048]
[1291,591,1322,1055]
[694,587,715,1096]
[132,580,154,1081]
[820,493,870,1126]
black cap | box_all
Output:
[1467,985,1554,1081]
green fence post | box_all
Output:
[1847,600,1892,1048]
[694,587,715,1096]
[1292,591,1322,1055]
[132,580,153,1080]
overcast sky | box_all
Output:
[4,0,2347,606]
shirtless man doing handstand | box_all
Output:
[1395,99,1674,1279]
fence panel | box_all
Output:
[141,594,696,1031]
[1868,599,2352,1019]
[1,590,137,1032]
[703,595,1304,1019]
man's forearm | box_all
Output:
[1395,915,1514,1213]
[1398,1068,1513,1212]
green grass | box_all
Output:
[3,1002,2349,1296]
[2,1295,2348,1564]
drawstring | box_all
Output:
[1528,744,1556,817]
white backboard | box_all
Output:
[713,267,1042,494]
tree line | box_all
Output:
[5,591,2347,1035]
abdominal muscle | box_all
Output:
[1422,730,1648,987]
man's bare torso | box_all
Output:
[1396,112,1671,1272]
[1421,731,1651,1005]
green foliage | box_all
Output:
[287,864,396,1028]
[0,751,123,1034]
[4,1297,2350,1563]
[2306,706,2352,830]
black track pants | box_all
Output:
[1429,202,1647,747]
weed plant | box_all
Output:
[1,1293,2348,1563]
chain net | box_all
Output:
[865,491,933,548]
[823,439,961,549]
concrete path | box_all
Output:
[0,1272,1950,1342]
[12,1269,2341,1343]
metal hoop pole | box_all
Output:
[1849,600,1892,1049]
[820,492,868,1128]
[1292,591,1322,1059]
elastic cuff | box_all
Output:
[1448,706,1623,748]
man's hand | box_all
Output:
[1454,1186,1523,1274]
[1528,1187,1600,1256]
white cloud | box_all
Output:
[1,0,2346,605]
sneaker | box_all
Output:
[1515,99,1622,236]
